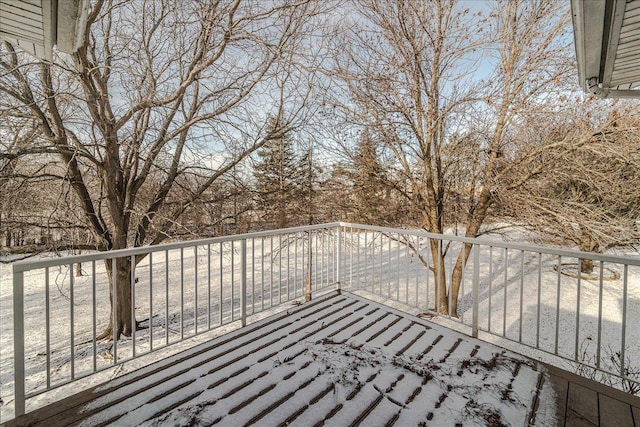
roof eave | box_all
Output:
[0,0,89,61]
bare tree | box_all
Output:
[503,106,640,273]
[0,120,85,254]
[329,0,572,315]
[0,0,319,339]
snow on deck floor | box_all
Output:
[7,292,558,426]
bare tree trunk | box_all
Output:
[429,239,448,315]
[99,257,136,340]
[580,258,594,275]
[449,242,474,318]
[578,232,598,274]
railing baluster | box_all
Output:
[252,237,255,313]
[350,226,353,289]
[219,242,223,325]
[302,232,306,297]
[231,242,235,320]
[437,239,442,315]
[404,235,409,304]
[364,232,368,292]
[387,235,391,298]
[536,253,542,349]
[422,236,426,311]
[372,233,376,294]
[597,260,604,369]
[336,225,342,290]
[374,233,378,295]
[324,232,336,286]
[131,255,136,358]
[326,230,330,288]
[488,246,493,333]
[356,230,361,290]
[194,246,198,334]
[207,245,211,331]
[13,269,25,417]
[92,261,97,372]
[448,241,452,318]
[149,252,153,351]
[461,243,466,323]
[621,264,628,378]
[305,231,312,301]
[165,250,169,346]
[472,244,480,338]
[286,234,291,301]
[460,243,467,324]
[379,233,383,296]
[241,239,247,327]
[278,235,282,302]
[519,250,524,343]
[555,255,561,355]
[378,234,383,294]
[270,236,274,307]
[45,268,51,388]
[575,259,582,362]
[415,236,420,311]
[261,237,265,311]
[180,248,184,340]
[113,258,118,364]
[503,248,508,338]
[70,264,75,379]
[395,234,400,300]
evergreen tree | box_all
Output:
[253,116,302,229]
[345,130,415,225]
[296,147,323,224]
[351,130,385,221]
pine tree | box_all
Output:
[253,116,301,229]
[348,130,388,223]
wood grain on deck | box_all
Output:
[6,291,640,427]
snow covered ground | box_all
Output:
[1,225,639,423]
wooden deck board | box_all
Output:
[547,374,569,425]
[566,382,599,426]
[633,406,640,425]
[6,291,640,427]
[599,394,635,427]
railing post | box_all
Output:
[305,230,312,301]
[472,244,480,338]
[241,238,247,327]
[336,225,342,292]
[13,269,25,417]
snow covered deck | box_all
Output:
[6,291,640,426]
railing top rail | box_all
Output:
[12,222,342,273]
[13,221,640,273]
[338,222,640,267]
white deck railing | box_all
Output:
[8,222,640,419]
[338,223,640,395]
[10,223,340,419]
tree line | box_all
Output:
[2,0,640,336]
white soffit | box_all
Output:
[572,0,640,98]
[0,0,89,61]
